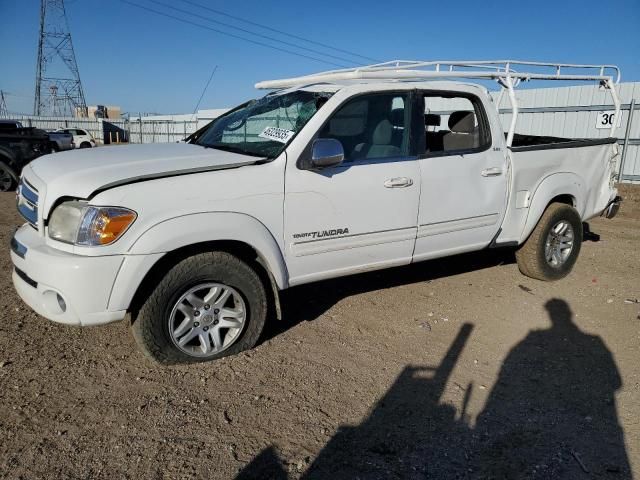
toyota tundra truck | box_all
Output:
[10,60,623,364]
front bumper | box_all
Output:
[602,195,622,219]
[10,224,127,326]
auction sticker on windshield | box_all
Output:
[259,126,295,143]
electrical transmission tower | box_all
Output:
[34,0,87,117]
[0,91,8,118]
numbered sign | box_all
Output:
[596,111,622,129]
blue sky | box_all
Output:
[1,0,639,115]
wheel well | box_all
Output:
[519,193,579,246]
[128,240,280,322]
[548,194,575,208]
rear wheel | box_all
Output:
[80,142,91,148]
[131,251,268,364]
[516,203,582,281]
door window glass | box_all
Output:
[319,93,410,162]
[423,95,489,154]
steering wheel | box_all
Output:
[225,117,247,132]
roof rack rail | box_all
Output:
[255,59,622,144]
[255,60,620,89]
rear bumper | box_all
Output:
[602,195,622,219]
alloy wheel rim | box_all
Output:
[544,220,574,268]
[168,282,247,357]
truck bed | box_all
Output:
[496,138,618,246]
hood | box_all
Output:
[26,143,261,216]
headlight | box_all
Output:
[48,201,137,246]
[48,201,86,243]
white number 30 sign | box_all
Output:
[596,111,622,129]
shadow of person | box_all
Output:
[235,324,476,479]
[301,323,475,480]
[471,298,631,479]
[237,299,631,479]
[235,446,288,480]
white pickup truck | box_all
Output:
[10,60,622,364]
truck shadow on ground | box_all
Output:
[267,247,517,343]
[266,220,602,341]
[240,299,631,479]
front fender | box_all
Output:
[520,172,585,243]
[127,212,288,289]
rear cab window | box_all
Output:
[421,93,491,156]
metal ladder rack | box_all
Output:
[255,60,622,146]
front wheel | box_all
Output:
[515,203,583,281]
[131,251,268,364]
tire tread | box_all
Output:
[515,203,582,281]
[131,251,267,365]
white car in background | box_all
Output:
[56,128,96,149]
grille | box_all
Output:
[16,178,39,229]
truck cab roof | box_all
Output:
[278,80,490,96]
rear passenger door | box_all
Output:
[413,91,508,261]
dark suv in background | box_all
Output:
[0,120,71,191]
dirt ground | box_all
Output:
[0,186,638,479]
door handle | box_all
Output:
[384,177,414,188]
[481,167,503,177]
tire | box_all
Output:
[50,143,59,153]
[0,161,17,192]
[80,142,91,148]
[516,203,582,281]
[131,251,268,365]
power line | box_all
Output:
[0,91,34,99]
[192,65,218,118]
[149,0,364,66]
[119,0,350,68]
[178,0,379,64]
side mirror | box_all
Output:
[311,138,344,168]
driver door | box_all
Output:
[283,91,421,286]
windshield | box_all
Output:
[192,90,333,158]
